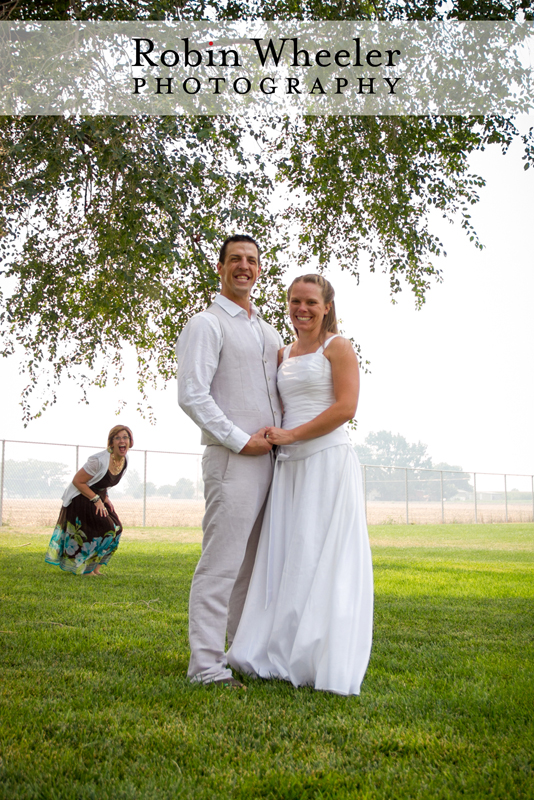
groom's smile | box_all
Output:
[217,240,261,306]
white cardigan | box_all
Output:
[61,449,129,507]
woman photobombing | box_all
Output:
[45,426,132,576]
[227,274,374,696]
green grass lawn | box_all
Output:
[0,524,533,800]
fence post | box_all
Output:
[363,465,367,524]
[0,440,5,526]
[504,473,508,523]
[440,470,444,524]
[75,445,79,472]
[405,468,409,524]
[473,472,478,523]
[143,450,147,527]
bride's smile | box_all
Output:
[288,282,331,340]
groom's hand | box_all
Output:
[240,428,273,455]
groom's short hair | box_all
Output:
[219,235,260,266]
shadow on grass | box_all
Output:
[0,541,533,799]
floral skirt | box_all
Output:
[45,493,122,575]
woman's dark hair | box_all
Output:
[218,234,260,265]
[287,274,338,339]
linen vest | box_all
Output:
[201,302,282,446]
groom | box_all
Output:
[176,234,283,686]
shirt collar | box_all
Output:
[214,293,260,321]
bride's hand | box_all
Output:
[264,426,296,446]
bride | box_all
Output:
[227,274,373,696]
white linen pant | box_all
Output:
[187,444,274,683]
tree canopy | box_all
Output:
[3,458,71,498]
[356,430,433,470]
[355,430,472,500]
[1,0,533,421]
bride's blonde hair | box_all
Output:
[287,274,338,339]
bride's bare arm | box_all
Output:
[264,337,359,446]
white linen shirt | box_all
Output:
[176,294,282,453]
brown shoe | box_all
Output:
[212,677,247,689]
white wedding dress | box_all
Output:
[227,336,374,696]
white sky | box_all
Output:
[1,115,533,480]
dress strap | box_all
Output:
[318,334,341,354]
[282,344,293,362]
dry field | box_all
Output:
[2,497,532,528]
[1,498,206,528]
[366,500,534,525]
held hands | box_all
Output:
[263,426,296,446]
[241,428,273,455]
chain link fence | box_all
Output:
[0,439,203,528]
[361,464,534,525]
[1,439,533,528]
